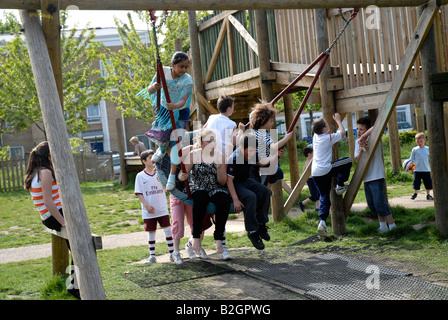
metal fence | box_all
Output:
[0,152,115,192]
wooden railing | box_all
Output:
[198,6,447,98]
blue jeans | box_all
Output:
[313,157,352,222]
[261,165,284,185]
[365,178,391,217]
[234,179,270,232]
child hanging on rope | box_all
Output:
[142,51,193,191]
[311,113,352,238]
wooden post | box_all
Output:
[41,0,69,275]
[20,10,106,300]
[283,94,300,187]
[315,8,346,235]
[346,112,355,160]
[254,10,284,221]
[116,119,128,186]
[344,0,439,216]
[40,0,63,109]
[415,106,425,132]
[387,109,401,172]
[419,7,448,237]
[51,234,69,276]
[188,11,207,125]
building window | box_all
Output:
[9,146,24,160]
[87,104,101,124]
[100,59,112,78]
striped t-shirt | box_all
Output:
[30,172,62,220]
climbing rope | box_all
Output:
[263,8,358,186]
[148,10,192,198]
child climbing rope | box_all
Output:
[142,51,193,191]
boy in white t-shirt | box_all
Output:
[204,95,245,158]
[135,150,179,264]
[355,117,396,233]
[311,113,352,238]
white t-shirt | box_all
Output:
[311,132,343,177]
[354,137,385,182]
[205,114,237,156]
[134,170,169,219]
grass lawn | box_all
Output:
[1,134,447,300]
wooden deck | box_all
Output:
[191,6,448,123]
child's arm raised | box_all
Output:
[333,113,346,137]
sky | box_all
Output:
[1,9,150,31]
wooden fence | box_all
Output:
[0,153,114,192]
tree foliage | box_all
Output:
[103,10,211,124]
[0,12,107,136]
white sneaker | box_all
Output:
[197,247,208,260]
[151,149,165,163]
[185,241,197,259]
[145,256,157,264]
[335,183,349,195]
[221,248,231,260]
[378,227,388,234]
[318,221,328,238]
[171,252,183,265]
[166,174,176,191]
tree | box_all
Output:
[0,11,20,34]
[0,12,108,137]
[103,11,211,123]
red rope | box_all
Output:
[149,9,191,198]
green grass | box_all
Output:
[1,204,447,300]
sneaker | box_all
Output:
[248,231,265,250]
[197,247,208,259]
[427,194,434,200]
[410,193,418,200]
[299,201,305,212]
[171,252,183,265]
[317,221,328,238]
[185,241,197,259]
[258,224,270,241]
[378,226,388,234]
[221,248,231,261]
[166,174,176,191]
[335,183,349,195]
[145,256,157,264]
[151,149,165,163]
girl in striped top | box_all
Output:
[24,141,65,231]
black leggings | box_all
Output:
[192,190,231,241]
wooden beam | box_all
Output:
[188,11,207,124]
[20,9,106,300]
[4,0,447,10]
[196,92,219,114]
[204,18,228,83]
[228,14,258,55]
[419,9,448,237]
[343,0,440,217]
[284,160,312,214]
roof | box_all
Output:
[0,27,150,48]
